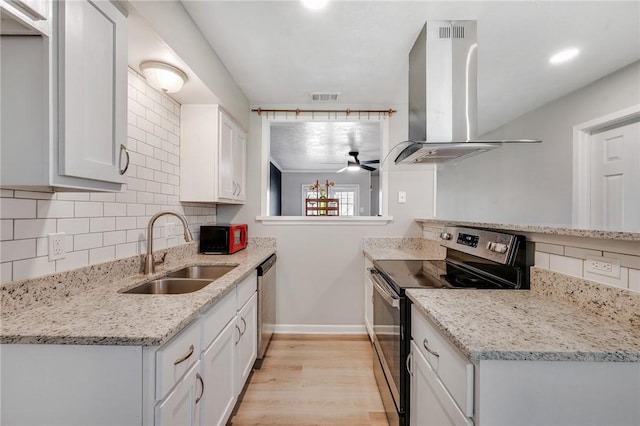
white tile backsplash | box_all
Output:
[37,200,74,219]
[549,254,584,278]
[1,199,37,218]
[0,70,216,284]
[13,219,57,240]
[629,269,640,292]
[534,251,550,269]
[1,240,36,262]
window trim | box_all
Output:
[258,114,392,225]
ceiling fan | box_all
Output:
[337,151,380,173]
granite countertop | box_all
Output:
[362,237,446,261]
[0,247,275,346]
[407,289,640,362]
[415,218,640,241]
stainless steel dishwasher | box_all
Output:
[255,254,276,368]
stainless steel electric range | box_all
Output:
[368,226,533,426]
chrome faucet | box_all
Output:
[144,211,193,275]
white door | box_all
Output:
[589,121,640,230]
[199,319,237,426]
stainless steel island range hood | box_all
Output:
[395,21,540,164]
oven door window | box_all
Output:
[372,280,401,407]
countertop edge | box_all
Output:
[0,248,276,347]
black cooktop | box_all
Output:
[373,259,514,293]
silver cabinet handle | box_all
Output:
[240,317,247,335]
[406,352,413,376]
[195,373,204,404]
[423,338,439,358]
[119,144,130,175]
[173,344,194,366]
[235,324,242,345]
[237,183,242,196]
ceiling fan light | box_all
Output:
[347,164,360,172]
[140,61,187,93]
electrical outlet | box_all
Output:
[398,191,407,204]
[48,232,66,261]
[585,256,621,278]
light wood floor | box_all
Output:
[229,334,389,426]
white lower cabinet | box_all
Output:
[155,360,202,426]
[0,271,260,426]
[410,304,640,426]
[236,292,258,391]
[199,319,237,426]
[410,342,472,426]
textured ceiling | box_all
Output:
[270,121,381,172]
[182,1,640,136]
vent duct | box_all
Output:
[310,92,340,102]
[395,20,540,165]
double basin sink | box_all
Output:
[123,265,237,295]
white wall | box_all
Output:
[217,103,437,330]
[0,70,216,285]
[437,60,640,226]
[281,171,371,216]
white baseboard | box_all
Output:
[274,324,367,334]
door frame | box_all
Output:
[572,104,640,228]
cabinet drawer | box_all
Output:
[202,288,236,350]
[156,320,201,400]
[237,271,257,309]
[411,305,474,417]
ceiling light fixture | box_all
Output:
[140,61,187,93]
[347,164,361,172]
[549,48,580,65]
[301,0,329,11]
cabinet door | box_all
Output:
[155,360,202,426]
[233,129,246,202]
[218,111,236,200]
[57,0,127,184]
[410,342,472,426]
[236,292,258,393]
[199,319,237,426]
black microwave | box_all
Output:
[199,224,248,254]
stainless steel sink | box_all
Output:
[165,265,237,280]
[123,279,213,295]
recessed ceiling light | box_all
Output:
[301,0,329,11]
[549,48,580,65]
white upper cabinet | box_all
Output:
[180,105,247,204]
[0,0,128,192]
[57,0,127,186]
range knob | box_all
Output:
[487,242,508,253]
[440,232,452,240]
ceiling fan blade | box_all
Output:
[336,166,348,173]
[361,164,376,172]
[361,159,380,164]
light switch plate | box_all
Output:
[398,191,407,204]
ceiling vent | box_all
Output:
[310,92,340,102]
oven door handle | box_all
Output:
[368,268,399,308]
